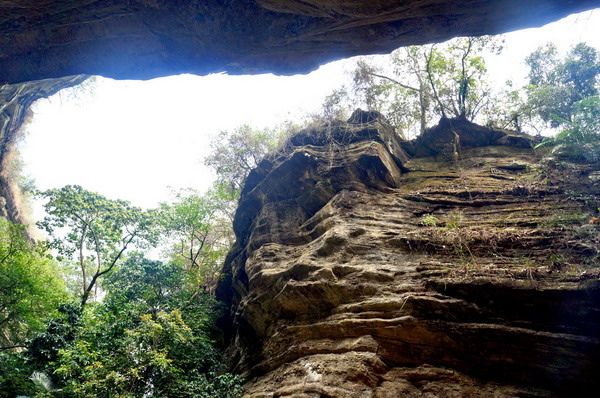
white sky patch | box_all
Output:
[22,61,351,213]
[20,9,600,220]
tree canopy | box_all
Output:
[159,188,235,293]
[524,42,599,129]
[335,36,502,138]
[204,125,282,195]
[0,219,68,349]
[0,182,245,396]
[40,254,243,398]
[38,185,157,306]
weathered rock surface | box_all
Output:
[217,112,600,396]
[0,75,88,224]
[1,0,599,83]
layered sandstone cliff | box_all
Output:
[217,112,600,397]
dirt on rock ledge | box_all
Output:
[217,111,600,397]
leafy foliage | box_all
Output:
[336,36,502,137]
[159,188,235,293]
[0,351,39,396]
[536,95,600,161]
[38,185,157,306]
[0,219,68,348]
[0,179,252,396]
[29,255,243,397]
[27,302,82,371]
[524,42,599,129]
[425,37,501,121]
[524,43,600,159]
[204,125,282,194]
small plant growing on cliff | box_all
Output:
[440,211,477,267]
[444,212,463,229]
[421,214,440,227]
[542,211,585,228]
[421,211,478,266]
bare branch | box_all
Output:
[425,46,447,119]
[367,72,420,92]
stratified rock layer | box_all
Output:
[1,0,599,83]
[217,113,600,397]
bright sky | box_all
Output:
[20,9,600,218]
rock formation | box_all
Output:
[217,111,600,396]
[1,0,599,83]
[0,76,88,224]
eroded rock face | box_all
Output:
[1,0,599,83]
[217,112,600,396]
[0,76,88,224]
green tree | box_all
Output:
[427,37,501,121]
[566,95,600,141]
[320,86,353,122]
[159,188,234,293]
[44,254,243,397]
[204,125,282,195]
[0,351,40,396]
[346,36,502,137]
[0,218,68,350]
[536,95,600,161]
[201,125,288,276]
[27,302,82,374]
[525,42,600,128]
[351,52,428,137]
[38,185,157,307]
